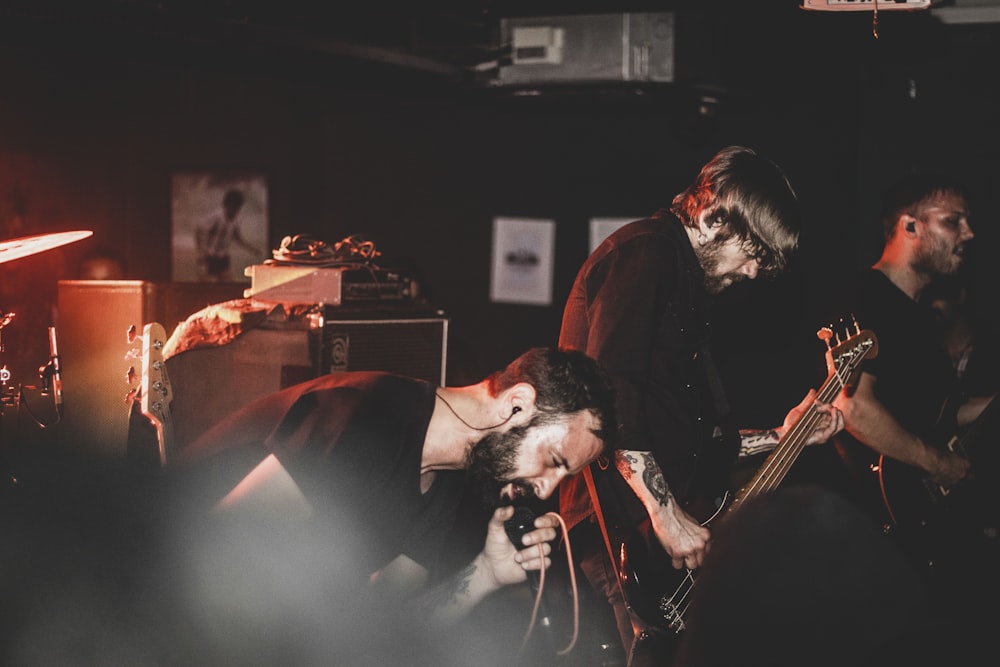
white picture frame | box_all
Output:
[489,216,556,305]
[589,216,636,253]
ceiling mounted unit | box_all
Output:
[495,13,674,87]
[802,0,934,10]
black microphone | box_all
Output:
[504,505,541,592]
[48,326,63,417]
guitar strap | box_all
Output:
[583,463,622,580]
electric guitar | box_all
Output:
[619,324,878,635]
[126,322,174,467]
[878,394,999,534]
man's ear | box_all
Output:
[506,383,536,419]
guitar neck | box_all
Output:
[728,328,876,510]
[729,403,822,510]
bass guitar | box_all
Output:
[878,394,999,534]
[619,323,878,635]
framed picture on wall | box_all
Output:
[170,170,270,282]
[489,216,556,305]
[589,216,636,253]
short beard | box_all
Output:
[693,236,745,294]
[913,236,964,279]
[467,426,526,509]
[466,413,557,509]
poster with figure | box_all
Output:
[171,171,269,282]
[489,216,555,306]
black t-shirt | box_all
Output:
[178,372,466,575]
[839,269,959,443]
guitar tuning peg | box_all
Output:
[837,317,854,344]
[816,327,833,348]
[124,386,138,404]
[127,324,138,344]
[126,365,137,385]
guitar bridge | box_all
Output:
[658,595,687,633]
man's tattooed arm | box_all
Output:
[613,450,710,562]
[416,560,478,626]
[615,450,675,508]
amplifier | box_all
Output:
[55,280,247,457]
[244,264,418,305]
[321,315,448,385]
[164,310,447,452]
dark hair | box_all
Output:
[223,189,245,209]
[487,347,617,451]
[670,145,800,276]
[880,172,968,240]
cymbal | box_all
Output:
[0,230,93,265]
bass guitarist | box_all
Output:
[558,146,844,666]
[827,172,997,663]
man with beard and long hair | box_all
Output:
[557,145,844,666]
[159,346,616,664]
[825,172,996,662]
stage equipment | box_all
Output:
[55,280,247,458]
[244,263,419,306]
[801,0,933,10]
[495,13,674,86]
[163,304,448,453]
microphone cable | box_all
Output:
[510,510,580,658]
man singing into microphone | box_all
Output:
[165,346,617,664]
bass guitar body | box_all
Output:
[878,396,1000,547]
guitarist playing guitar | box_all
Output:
[825,172,997,664]
[556,146,846,666]
[619,323,876,641]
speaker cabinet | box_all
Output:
[164,323,321,453]
[322,316,448,385]
[158,307,447,454]
[56,280,246,458]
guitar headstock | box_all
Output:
[818,318,879,393]
[125,322,173,467]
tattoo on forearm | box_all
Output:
[422,561,475,612]
[644,458,672,508]
[616,451,673,508]
[739,429,780,458]
[615,451,638,481]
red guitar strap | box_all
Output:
[583,462,622,580]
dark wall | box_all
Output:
[2,7,999,424]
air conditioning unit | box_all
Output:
[932,0,1000,24]
[495,13,674,86]
[801,0,934,11]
